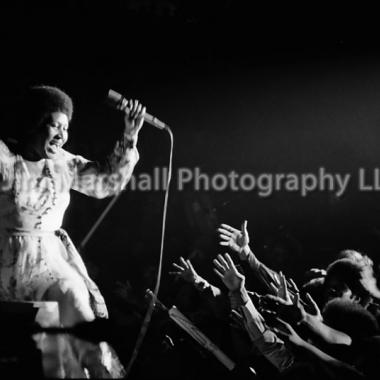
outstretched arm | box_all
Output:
[300,312,352,345]
[170,257,222,297]
[261,292,352,346]
[68,99,145,198]
[213,253,295,372]
[218,221,288,294]
[274,318,357,373]
[170,257,230,319]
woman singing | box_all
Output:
[0,85,145,328]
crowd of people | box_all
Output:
[165,220,380,380]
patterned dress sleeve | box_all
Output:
[65,134,139,199]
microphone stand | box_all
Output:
[145,289,236,371]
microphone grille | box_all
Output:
[106,89,124,109]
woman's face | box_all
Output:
[28,112,69,159]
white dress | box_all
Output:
[0,136,139,325]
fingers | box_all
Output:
[218,227,234,237]
[220,224,239,233]
[241,220,248,234]
[135,101,142,117]
[216,254,229,269]
[169,271,182,276]
[213,253,235,275]
[213,258,227,272]
[273,317,291,337]
[269,282,279,293]
[273,326,289,339]
[263,294,288,305]
[305,292,320,314]
[295,292,301,306]
[171,258,197,280]
[278,272,289,301]
[172,263,184,271]
[213,268,224,279]
[129,99,139,115]
[186,260,195,272]
[126,99,145,120]
[125,99,134,115]
[179,257,188,268]
[261,309,277,321]
[262,294,279,302]
[170,261,184,277]
[275,317,292,332]
[288,278,300,293]
[172,257,190,272]
[219,233,232,241]
[224,253,238,272]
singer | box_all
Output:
[0,85,145,327]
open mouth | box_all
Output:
[48,140,61,153]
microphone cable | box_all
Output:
[78,115,174,376]
[124,125,173,377]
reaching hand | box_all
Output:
[213,253,245,292]
[261,294,292,310]
[260,292,303,325]
[305,268,327,281]
[304,292,323,322]
[274,318,305,347]
[218,220,250,260]
[269,273,300,304]
[268,272,292,301]
[169,257,200,284]
[278,272,292,303]
[261,290,321,326]
[121,99,146,140]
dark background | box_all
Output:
[1,1,380,375]
[1,0,380,291]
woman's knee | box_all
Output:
[44,280,95,326]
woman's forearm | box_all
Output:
[69,135,139,198]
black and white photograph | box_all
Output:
[0,1,380,379]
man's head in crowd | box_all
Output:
[324,258,373,307]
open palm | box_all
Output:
[213,253,245,292]
[170,257,199,284]
[218,221,250,260]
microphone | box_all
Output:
[107,89,168,130]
